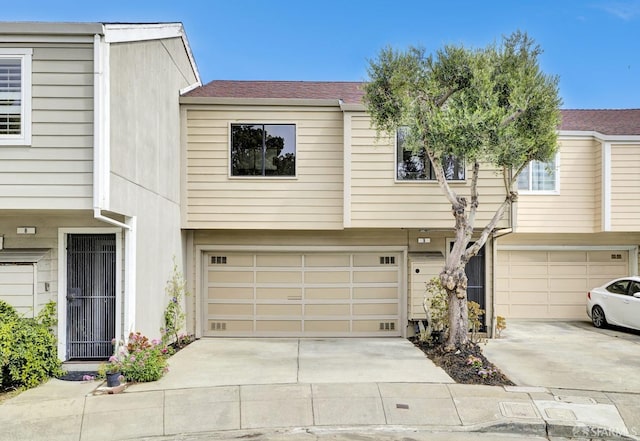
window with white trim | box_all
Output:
[0,49,32,146]
[230,123,296,176]
[396,126,465,181]
[517,154,559,193]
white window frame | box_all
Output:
[0,48,32,146]
[517,153,560,194]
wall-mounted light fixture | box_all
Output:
[17,227,36,235]
[417,237,431,244]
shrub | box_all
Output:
[161,262,189,348]
[0,301,63,389]
[102,332,169,383]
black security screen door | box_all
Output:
[66,234,116,360]
[450,242,487,330]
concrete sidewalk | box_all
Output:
[1,338,640,440]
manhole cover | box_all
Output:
[499,402,539,419]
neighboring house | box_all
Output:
[0,22,200,361]
[180,81,511,338]
[496,109,640,321]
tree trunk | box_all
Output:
[440,264,470,351]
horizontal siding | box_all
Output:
[0,42,94,210]
[349,114,510,229]
[611,143,640,231]
[515,138,599,233]
[184,105,344,229]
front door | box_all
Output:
[66,234,116,360]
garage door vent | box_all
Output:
[211,322,227,331]
[379,322,395,331]
[611,253,623,260]
[379,256,396,265]
[210,256,227,265]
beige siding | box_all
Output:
[515,138,600,233]
[610,143,640,231]
[349,114,510,229]
[0,264,35,316]
[0,42,94,209]
[184,105,345,229]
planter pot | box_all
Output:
[106,372,122,387]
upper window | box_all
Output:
[231,124,296,177]
[0,49,32,146]
[517,155,559,193]
[396,127,465,181]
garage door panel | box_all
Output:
[256,304,302,315]
[353,303,398,315]
[305,320,350,332]
[256,287,302,299]
[256,320,302,332]
[510,278,548,291]
[305,254,350,267]
[208,287,253,300]
[508,264,548,276]
[207,303,253,315]
[305,304,350,316]
[498,249,629,320]
[209,271,254,283]
[256,271,302,284]
[304,271,350,284]
[353,286,398,299]
[549,279,588,291]
[306,287,350,299]
[353,270,397,283]
[548,265,587,276]
[549,291,585,305]
[256,254,302,267]
[204,251,402,337]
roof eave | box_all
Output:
[558,130,640,142]
[179,97,343,107]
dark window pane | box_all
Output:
[264,125,295,176]
[396,127,464,181]
[231,124,264,176]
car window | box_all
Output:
[606,280,630,295]
[630,281,640,296]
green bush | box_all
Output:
[0,300,64,389]
[102,332,169,383]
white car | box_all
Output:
[587,276,640,330]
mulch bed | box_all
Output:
[412,339,514,386]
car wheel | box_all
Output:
[592,305,607,328]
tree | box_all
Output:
[364,31,562,350]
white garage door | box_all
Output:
[496,250,629,319]
[203,251,402,336]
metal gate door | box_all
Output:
[66,234,116,360]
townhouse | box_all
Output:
[0,22,199,361]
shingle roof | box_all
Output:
[185,80,365,104]
[559,109,640,135]
[186,80,640,136]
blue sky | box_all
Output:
[3,0,640,109]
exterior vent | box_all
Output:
[211,322,227,331]
[211,256,227,265]
[379,256,396,265]
[379,322,395,331]
[611,253,622,260]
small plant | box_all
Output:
[466,355,483,369]
[100,332,170,383]
[496,316,507,338]
[161,261,189,349]
[467,301,485,343]
[466,354,498,378]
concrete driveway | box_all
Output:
[484,320,640,393]
[131,337,453,392]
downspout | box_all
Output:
[93,32,137,339]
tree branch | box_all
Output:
[424,148,459,207]
[467,161,481,234]
[501,108,525,127]
[435,85,464,108]
[464,195,513,260]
